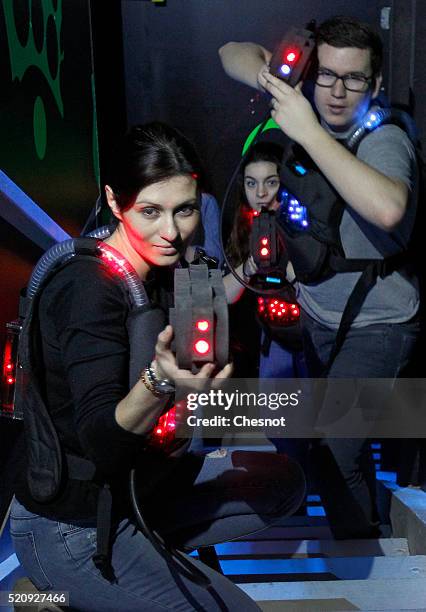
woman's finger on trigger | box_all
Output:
[214,362,234,380]
[160,324,174,342]
[156,325,172,354]
[195,363,215,378]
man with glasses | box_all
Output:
[219,16,419,539]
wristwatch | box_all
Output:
[141,365,175,397]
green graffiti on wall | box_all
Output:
[3,0,64,160]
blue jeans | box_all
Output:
[259,337,307,379]
[259,337,309,480]
[300,310,419,538]
[11,450,305,611]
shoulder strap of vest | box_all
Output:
[20,239,166,581]
[345,105,418,154]
[19,248,112,502]
[20,239,153,500]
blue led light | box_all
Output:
[280,64,291,75]
[278,187,309,231]
[266,276,281,284]
[364,112,382,129]
[294,164,307,175]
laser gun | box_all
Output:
[269,25,316,87]
[250,207,280,271]
[169,264,229,373]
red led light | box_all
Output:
[6,363,13,371]
[196,320,210,332]
[7,377,15,385]
[151,406,177,443]
[194,340,210,355]
[257,297,301,325]
[261,237,269,246]
[99,249,126,276]
[260,247,269,257]
[253,210,259,217]
[286,51,298,63]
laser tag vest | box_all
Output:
[251,106,418,371]
[17,237,172,577]
[255,285,304,355]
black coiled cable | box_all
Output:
[129,468,212,589]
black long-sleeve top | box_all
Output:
[15,257,176,521]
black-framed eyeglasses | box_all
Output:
[315,69,373,93]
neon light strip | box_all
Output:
[0,170,70,250]
[0,553,20,581]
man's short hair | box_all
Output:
[316,16,383,81]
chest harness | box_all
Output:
[17,228,211,587]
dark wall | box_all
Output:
[0,0,100,234]
[0,0,100,345]
[0,0,101,520]
[412,1,426,152]
[121,0,386,199]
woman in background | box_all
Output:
[227,141,306,379]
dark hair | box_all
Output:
[316,16,383,82]
[227,142,283,266]
[107,122,204,210]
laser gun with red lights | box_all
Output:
[169,264,229,373]
[1,321,23,419]
[269,26,316,87]
[250,207,281,271]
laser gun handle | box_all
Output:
[170,264,229,373]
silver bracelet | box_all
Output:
[146,365,175,396]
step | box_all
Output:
[222,554,426,582]
[386,482,426,556]
[236,525,334,540]
[240,577,426,610]
[271,516,329,527]
[214,538,409,559]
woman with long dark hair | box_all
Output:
[227,141,306,378]
[10,122,305,611]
